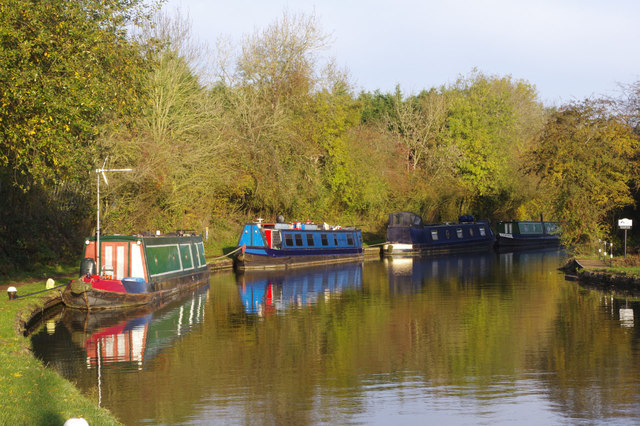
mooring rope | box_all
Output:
[10,281,71,300]
[207,245,244,262]
[364,242,389,248]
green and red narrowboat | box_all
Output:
[62,232,209,310]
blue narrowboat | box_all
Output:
[496,220,560,249]
[382,212,495,256]
[234,217,364,270]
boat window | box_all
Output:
[456,228,463,238]
[431,230,439,241]
[321,234,328,246]
[295,234,304,246]
[333,234,338,246]
[469,227,474,237]
[347,234,354,245]
[285,233,294,246]
[445,230,451,239]
[306,234,314,246]
[479,227,486,236]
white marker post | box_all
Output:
[618,218,633,259]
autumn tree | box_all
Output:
[442,71,544,217]
[312,80,362,212]
[101,11,232,234]
[216,12,339,219]
[0,0,152,273]
[235,11,329,108]
[525,99,639,249]
[0,0,150,188]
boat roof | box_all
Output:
[498,220,558,224]
[85,232,201,242]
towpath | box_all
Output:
[575,258,609,269]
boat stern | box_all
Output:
[382,243,415,256]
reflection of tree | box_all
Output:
[536,288,638,419]
[58,257,640,424]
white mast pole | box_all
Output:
[95,157,132,275]
[97,166,101,272]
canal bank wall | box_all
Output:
[564,258,640,293]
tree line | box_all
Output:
[1,1,639,275]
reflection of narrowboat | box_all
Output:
[385,251,496,294]
[36,286,209,368]
[237,263,363,315]
[496,220,560,249]
[62,233,209,310]
[234,217,364,270]
[382,212,495,256]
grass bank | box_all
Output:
[0,279,121,425]
[580,253,640,276]
[593,266,640,276]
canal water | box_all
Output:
[31,250,640,424]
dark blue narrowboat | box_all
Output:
[234,217,364,270]
[382,212,495,256]
[496,220,560,249]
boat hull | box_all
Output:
[495,234,560,250]
[62,269,210,310]
[235,249,364,270]
[382,239,495,256]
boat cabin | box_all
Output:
[80,234,207,283]
[497,221,559,236]
[237,220,362,251]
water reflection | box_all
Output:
[237,262,363,315]
[27,253,640,425]
[32,285,209,370]
[620,307,634,327]
[498,247,564,275]
[385,251,496,293]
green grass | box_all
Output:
[0,281,121,425]
[0,263,78,285]
[593,266,640,277]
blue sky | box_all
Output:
[163,0,640,105]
